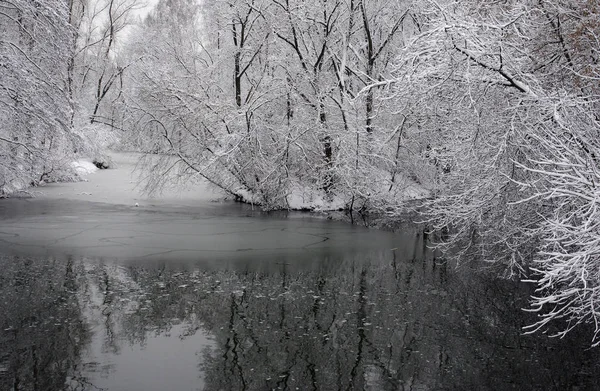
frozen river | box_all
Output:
[1,153,599,390]
[0,153,407,265]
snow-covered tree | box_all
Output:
[116,0,422,210]
[376,0,600,344]
[0,0,76,193]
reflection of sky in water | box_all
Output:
[80,324,211,391]
[75,264,213,391]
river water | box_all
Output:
[1,154,599,390]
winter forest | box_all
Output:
[2,0,600,345]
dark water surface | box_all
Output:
[1,186,600,389]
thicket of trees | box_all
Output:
[388,0,600,344]
[118,0,428,210]
[0,0,75,193]
[2,0,600,343]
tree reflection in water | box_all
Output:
[1,236,600,390]
[0,257,91,390]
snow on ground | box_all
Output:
[235,174,429,212]
[70,160,98,176]
[287,189,346,211]
[282,174,430,212]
